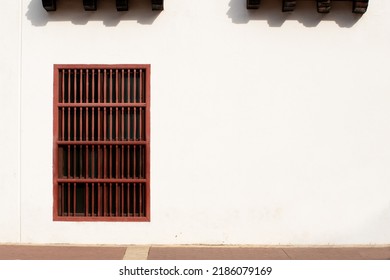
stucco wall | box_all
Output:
[0,1,21,243]
[1,0,390,244]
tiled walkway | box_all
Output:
[0,245,389,260]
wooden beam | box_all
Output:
[151,0,164,11]
[83,0,97,11]
[353,0,369,14]
[247,0,261,9]
[42,0,56,11]
[116,0,129,11]
[317,0,331,13]
[282,0,296,12]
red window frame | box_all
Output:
[53,64,150,221]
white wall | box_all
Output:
[0,1,21,243]
[2,0,390,244]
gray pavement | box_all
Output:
[0,245,389,260]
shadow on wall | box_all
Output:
[26,0,161,27]
[227,0,363,28]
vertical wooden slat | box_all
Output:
[67,183,71,216]
[126,183,130,216]
[128,107,131,140]
[140,69,143,103]
[103,108,107,141]
[127,106,130,175]
[103,69,106,103]
[126,69,130,103]
[79,69,83,140]
[134,183,138,216]
[73,182,76,216]
[91,145,95,179]
[135,69,138,103]
[133,107,136,141]
[115,183,119,217]
[86,140,89,177]
[109,183,112,216]
[98,108,101,141]
[109,145,112,178]
[116,69,119,103]
[80,108,83,141]
[74,69,77,103]
[116,108,119,141]
[121,108,124,141]
[105,183,108,216]
[92,107,95,141]
[130,69,133,103]
[116,145,119,178]
[115,144,118,179]
[109,107,113,140]
[139,146,142,178]
[68,108,71,141]
[134,145,137,179]
[86,182,89,217]
[110,69,113,103]
[60,69,64,103]
[140,107,143,141]
[97,183,101,217]
[67,145,70,178]
[80,145,83,179]
[140,183,143,216]
[91,183,95,216]
[121,69,125,103]
[92,69,95,103]
[97,146,101,215]
[61,108,65,141]
[104,145,107,178]
[61,183,65,216]
[80,69,84,103]
[120,183,124,216]
[97,145,103,216]
[86,69,89,103]
[103,182,106,217]
[116,145,120,217]
[69,69,72,103]
[121,144,124,178]
[58,183,62,216]
[73,145,77,178]
[73,75,77,176]
[61,70,65,141]
[127,145,130,178]
[85,107,88,141]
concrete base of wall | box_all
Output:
[1,245,389,260]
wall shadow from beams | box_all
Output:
[26,0,161,27]
[227,0,363,28]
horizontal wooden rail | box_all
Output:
[57,179,147,183]
[58,103,147,107]
[57,141,147,145]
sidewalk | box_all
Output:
[1,245,390,260]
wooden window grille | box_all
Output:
[53,65,150,221]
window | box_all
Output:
[53,65,150,221]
